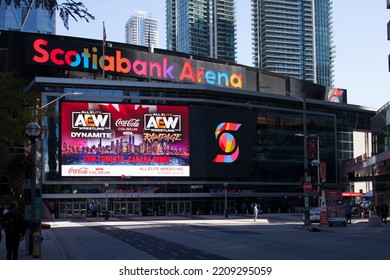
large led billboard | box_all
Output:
[60,102,190,177]
[189,106,258,178]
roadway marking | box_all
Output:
[87,224,228,260]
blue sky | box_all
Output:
[56,0,390,109]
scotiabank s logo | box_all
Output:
[212,122,241,163]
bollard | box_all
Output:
[32,231,41,258]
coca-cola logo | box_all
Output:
[115,118,140,128]
[67,167,111,176]
[68,167,89,175]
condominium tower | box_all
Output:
[125,12,159,49]
[251,0,334,87]
[0,2,55,34]
[166,0,237,63]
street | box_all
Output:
[45,214,390,260]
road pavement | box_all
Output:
[1,213,389,260]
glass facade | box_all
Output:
[251,0,333,87]
[0,3,55,34]
[167,0,237,62]
[33,80,374,217]
[125,12,159,48]
[0,30,375,218]
[372,103,390,155]
[314,0,334,86]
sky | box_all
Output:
[56,0,390,110]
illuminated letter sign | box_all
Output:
[27,35,246,89]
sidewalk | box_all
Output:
[0,223,67,260]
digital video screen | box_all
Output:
[60,102,190,177]
[189,106,258,178]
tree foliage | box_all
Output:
[0,0,95,30]
[0,72,39,146]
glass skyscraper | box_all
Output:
[251,0,334,87]
[0,2,55,34]
[125,12,159,49]
[166,0,237,63]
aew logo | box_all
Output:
[72,111,111,130]
[213,122,241,163]
[144,113,181,132]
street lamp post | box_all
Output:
[302,94,309,209]
[104,183,109,220]
[25,122,41,254]
[224,182,228,218]
[39,92,83,110]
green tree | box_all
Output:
[0,0,95,30]
[0,72,39,199]
[0,72,39,145]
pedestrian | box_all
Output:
[381,203,388,224]
[368,201,374,217]
[241,202,247,214]
[345,202,352,224]
[359,202,365,219]
[2,202,26,260]
[253,204,258,221]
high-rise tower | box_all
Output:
[0,2,55,34]
[166,0,236,63]
[125,11,159,49]
[251,0,334,87]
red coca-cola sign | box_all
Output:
[115,118,140,128]
[68,167,89,175]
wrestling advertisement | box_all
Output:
[60,102,190,177]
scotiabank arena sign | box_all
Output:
[26,35,245,89]
[60,102,190,177]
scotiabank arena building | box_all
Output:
[0,31,376,218]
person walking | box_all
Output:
[2,202,26,260]
[368,201,374,217]
[345,202,353,224]
[381,203,388,224]
[241,202,247,214]
[359,202,365,219]
[253,204,258,221]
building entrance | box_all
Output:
[113,201,140,216]
[59,201,87,219]
[166,201,191,215]
[214,200,236,215]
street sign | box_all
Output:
[303,182,312,191]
